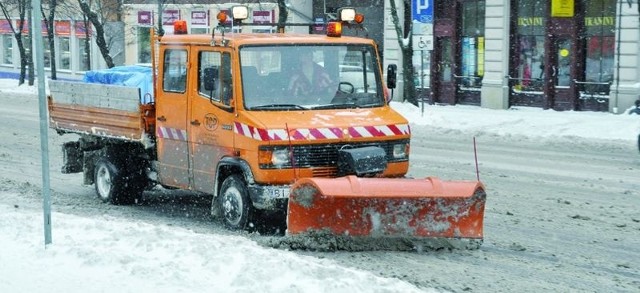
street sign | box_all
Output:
[413,35,433,51]
[412,0,433,24]
[412,0,434,51]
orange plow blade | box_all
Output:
[285,176,486,250]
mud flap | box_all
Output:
[285,176,486,250]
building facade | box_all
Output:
[0,18,106,78]
[1,0,637,112]
[121,1,315,66]
[385,0,640,113]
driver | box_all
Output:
[288,50,336,96]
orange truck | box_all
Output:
[48,7,485,249]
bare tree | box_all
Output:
[276,0,288,33]
[41,0,58,79]
[77,0,115,68]
[388,0,418,106]
[0,0,31,85]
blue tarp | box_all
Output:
[83,65,154,103]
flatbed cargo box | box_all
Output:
[48,80,153,141]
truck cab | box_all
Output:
[154,26,410,229]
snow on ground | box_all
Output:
[1,77,639,292]
[0,203,425,293]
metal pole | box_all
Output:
[421,50,425,116]
[157,0,164,36]
[32,0,52,246]
[613,0,623,113]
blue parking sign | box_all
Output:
[412,0,433,23]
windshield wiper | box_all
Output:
[250,104,309,110]
[310,103,358,110]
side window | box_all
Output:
[163,49,187,93]
[198,51,233,106]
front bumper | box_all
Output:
[247,184,290,211]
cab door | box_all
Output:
[156,47,190,189]
[188,48,236,193]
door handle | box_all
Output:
[191,120,201,126]
[157,116,167,122]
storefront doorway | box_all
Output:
[431,0,485,106]
[509,0,616,111]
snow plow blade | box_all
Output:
[285,176,486,251]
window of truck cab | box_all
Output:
[163,49,187,93]
[197,50,233,106]
[239,44,383,110]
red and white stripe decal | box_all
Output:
[156,126,188,141]
[234,122,410,141]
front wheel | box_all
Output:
[218,174,254,230]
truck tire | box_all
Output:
[219,174,255,230]
[94,158,141,205]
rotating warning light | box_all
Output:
[217,11,228,24]
[326,22,342,37]
[174,20,187,34]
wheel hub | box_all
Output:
[222,187,243,226]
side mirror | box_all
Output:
[203,67,218,92]
[386,64,397,89]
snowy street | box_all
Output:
[1,82,639,292]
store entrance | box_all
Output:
[549,35,578,110]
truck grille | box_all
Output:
[259,139,409,171]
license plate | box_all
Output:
[263,186,290,199]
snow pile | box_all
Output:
[0,202,427,293]
[391,102,639,142]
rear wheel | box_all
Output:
[219,174,254,230]
[94,158,141,205]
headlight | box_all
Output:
[271,149,291,166]
[392,143,408,159]
[259,147,292,168]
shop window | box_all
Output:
[78,38,91,71]
[513,0,546,93]
[459,0,485,89]
[555,38,572,87]
[138,27,151,63]
[1,35,12,65]
[581,0,615,97]
[43,37,51,68]
[59,37,70,70]
[23,36,31,67]
[191,28,208,34]
[438,38,452,82]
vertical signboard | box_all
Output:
[54,21,71,35]
[138,11,153,26]
[253,10,272,24]
[163,9,180,25]
[191,11,209,27]
[0,20,12,34]
[551,0,574,17]
[75,21,92,38]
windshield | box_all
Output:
[240,45,383,110]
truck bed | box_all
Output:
[48,80,154,141]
